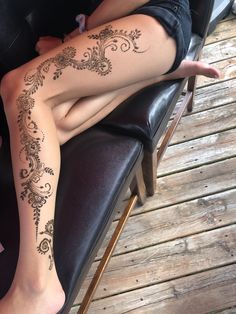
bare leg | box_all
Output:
[55,58,220,144]
[55,76,160,144]
[0,92,65,314]
[0,13,218,313]
[0,15,176,312]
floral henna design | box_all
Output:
[17,93,54,238]
[52,25,143,78]
[78,25,143,76]
[37,220,54,270]
[17,25,143,240]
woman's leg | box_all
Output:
[0,15,175,313]
[55,59,220,144]
[0,89,64,313]
[0,13,219,313]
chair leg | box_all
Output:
[130,164,147,205]
[142,90,193,196]
[142,151,157,196]
[156,91,192,167]
[78,195,138,314]
[187,75,197,112]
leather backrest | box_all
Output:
[190,0,214,38]
[0,0,91,74]
[0,0,87,134]
[0,0,214,74]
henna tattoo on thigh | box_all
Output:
[16,25,143,269]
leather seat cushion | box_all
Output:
[0,128,143,312]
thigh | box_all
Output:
[55,75,161,145]
[14,14,177,108]
[130,0,192,73]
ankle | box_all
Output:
[13,267,62,295]
[12,278,50,297]
[2,275,65,314]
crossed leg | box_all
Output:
[55,59,220,144]
[0,13,219,314]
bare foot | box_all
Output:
[0,271,65,314]
[163,60,221,81]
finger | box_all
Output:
[39,36,51,40]
[35,43,42,54]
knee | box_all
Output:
[0,68,26,113]
[1,69,17,101]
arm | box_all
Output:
[36,0,149,54]
[87,0,150,30]
[63,0,149,42]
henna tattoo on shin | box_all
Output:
[37,220,54,270]
[16,25,143,269]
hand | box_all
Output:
[35,36,63,55]
[64,28,83,42]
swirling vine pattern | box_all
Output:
[37,220,54,270]
[16,25,143,268]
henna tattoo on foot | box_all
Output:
[16,25,143,264]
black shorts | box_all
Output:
[130,0,192,73]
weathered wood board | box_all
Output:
[158,129,236,176]
[206,18,236,45]
[71,264,236,314]
[171,102,236,144]
[75,225,236,302]
[201,37,236,63]
[96,189,236,258]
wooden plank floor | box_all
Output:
[71,13,236,314]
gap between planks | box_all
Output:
[71,264,236,314]
[96,188,236,259]
[74,225,236,305]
